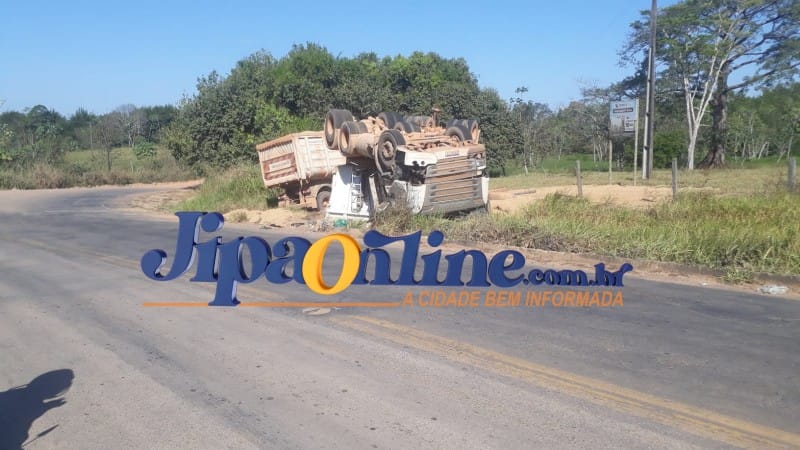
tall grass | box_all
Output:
[0,146,193,189]
[523,192,799,277]
[176,165,278,212]
[375,190,800,279]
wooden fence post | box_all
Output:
[672,158,678,200]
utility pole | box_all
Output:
[642,48,651,179]
[633,98,639,186]
[645,0,657,178]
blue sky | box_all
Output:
[1,0,678,116]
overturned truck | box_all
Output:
[323,109,488,219]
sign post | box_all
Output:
[609,99,639,185]
[608,137,613,184]
[633,118,639,186]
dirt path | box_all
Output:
[489,185,717,214]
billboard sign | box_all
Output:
[609,99,638,135]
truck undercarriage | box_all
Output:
[323,109,489,220]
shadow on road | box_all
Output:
[0,369,74,449]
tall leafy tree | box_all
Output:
[624,0,800,168]
[166,46,516,169]
[67,108,98,150]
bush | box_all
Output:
[134,141,157,160]
[654,131,688,168]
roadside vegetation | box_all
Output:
[0,104,194,189]
[377,162,799,281]
[175,165,277,212]
[491,154,790,194]
[0,146,192,189]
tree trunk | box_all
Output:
[700,66,730,168]
[687,130,698,170]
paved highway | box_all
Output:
[0,186,798,449]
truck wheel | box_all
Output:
[393,120,420,133]
[377,129,405,171]
[378,112,403,129]
[325,109,354,149]
[339,120,368,154]
[406,115,434,128]
[463,119,480,142]
[316,189,331,212]
[446,125,468,142]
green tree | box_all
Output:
[95,113,120,171]
[66,108,97,149]
[22,105,67,165]
[726,82,800,159]
[166,45,520,172]
[139,105,178,143]
[475,88,523,175]
[0,123,12,162]
[625,0,800,168]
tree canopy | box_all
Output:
[164,44,522,171]
[624,0,800,168]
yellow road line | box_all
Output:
[332,315,800,449]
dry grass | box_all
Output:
[490,165,788,195]
[378,160,799,280]
[175,165,279,213]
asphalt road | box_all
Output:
[0,186,798,449]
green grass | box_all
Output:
[64,146,143,171]
[490,156,790,195]
[176,165,278,212]
[0,146,193,189]
[517,191,800,277]
[376,162,800,279]
[174,153,799,279]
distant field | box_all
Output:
[63,146,179,172]
[490,155,791,195]
[1,146,194,189]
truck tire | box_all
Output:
[378,112,403,129]
[325,109,354,149]
[377,129,405,171]
[406,115,434,128]
[316,188,331,212]
[339,120,368,154]
[445,125,469,142]
[463,119,480,142]
[393,120,420,133]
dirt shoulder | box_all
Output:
[124,182,799,300]
[489,185,717,213]
[123,180,204,212]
